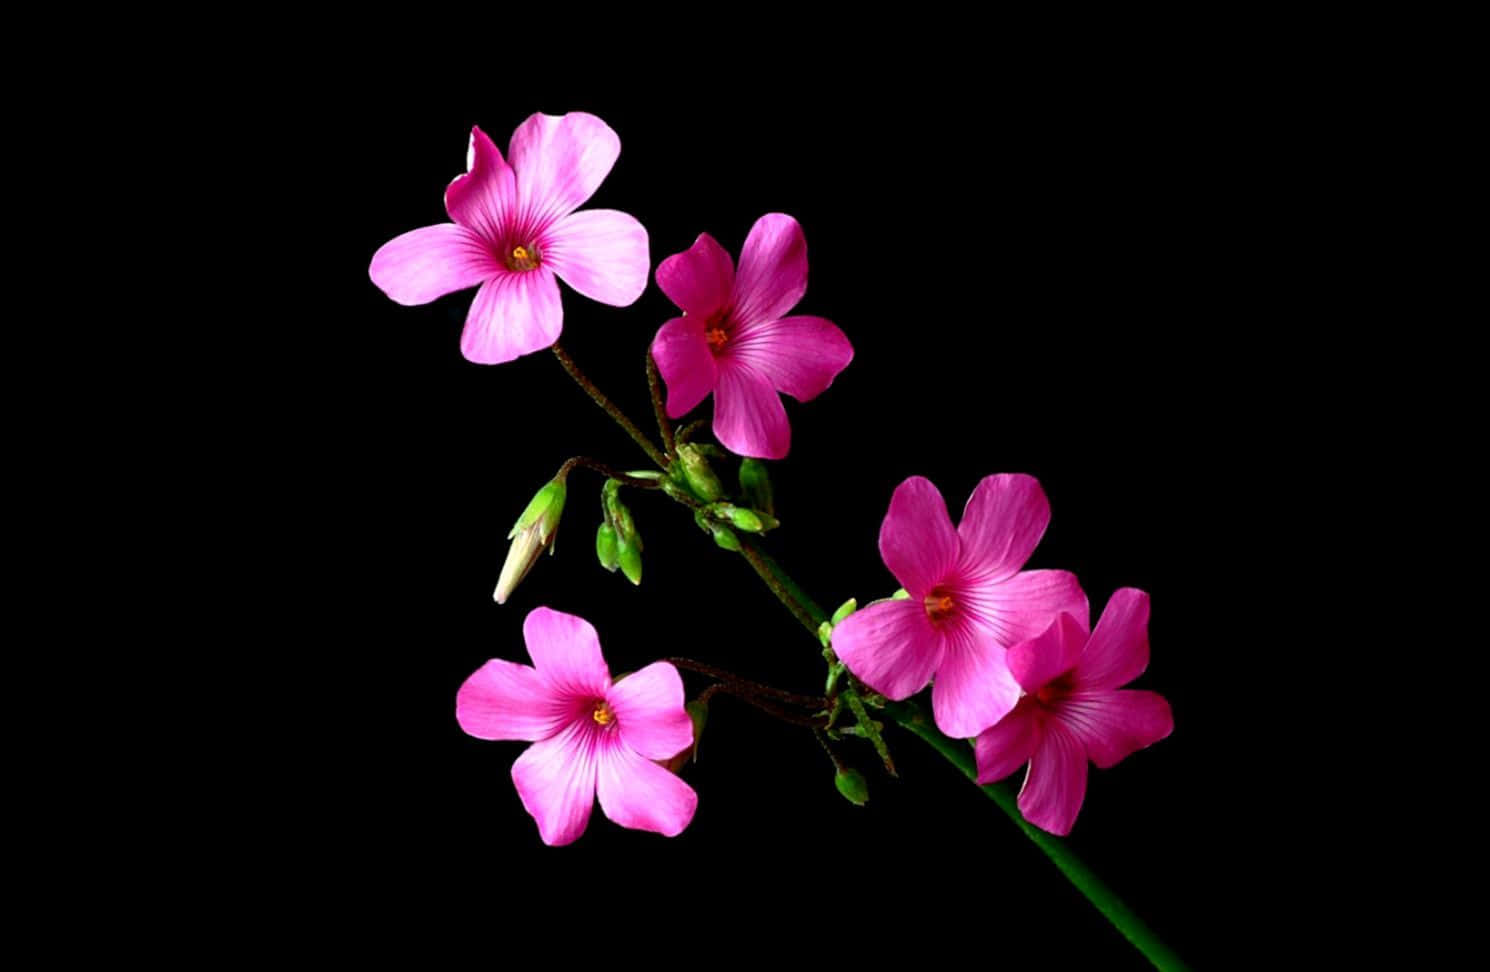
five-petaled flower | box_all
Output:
[370,113,649,365]
[831,474,1087,739]
[650,214,853,459]
[974,590,1174,835]
[456,607,697,846]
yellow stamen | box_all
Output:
[592,701,615,726]
[512,245,531,263]
[706,326,728,350]
[924,592,956,623]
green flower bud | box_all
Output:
[890,588,910,600]
[834,768,869,806]
[708,503,765,533]
[675,444,725,502]
[738,458,774,515]
[818,621,833,648]
[595,522,620,572]
[617,536,643,586]
[494,477,567,604]
[831,598,858,625]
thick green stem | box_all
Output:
[884,701,1189,971]
[736,541,824,635]
[552,344,669,469]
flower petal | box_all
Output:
[455,658,566,742]
[596,740,698,837]
[1017,721,1088,836]
[368,224,496,306]
[608,662,694,760]
[974,701,1039,784]
[445,126,517,243]
[961,569,1089,649]
[508,112,620,228]
[831,598,945,700]
[459,269,563,365]
[544,209,649,307]
[656,233,734,317]
[728,315,854,402]
[878,476,959,597]
[731,213,808,327]
[522,607,610,699]
[930,628,1023,738]
[1075,588,1151,690]
[652,317,717,418]
[957,474,1052,583]
[1006,613,1089,694]
[510,722,598,846]
[1058,689,1173,769]
[713,363,790,459]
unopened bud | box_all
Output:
[675,444,724,502]
[494,477,567,604]
[709,503,765,533]
[738,458,774,515]
[617,536,643,586]
[834,768,869,806]
[831,598,858,625]
[595,522,620,572]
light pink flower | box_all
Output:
[456,607,697,846]
[831,474,1087,739]
[650,214,852,459]
[370,113,649,365]
[974,590,1174,835]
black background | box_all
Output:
[300,76,1295,966]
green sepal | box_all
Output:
[834,768,869,806]
[737,458,774,515]
[595,522,620,572]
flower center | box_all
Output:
[924,586,957,623]
[591,700,615,726]
[704,309,731,352]
[1035,672,1077,706]
[506,243,541,272]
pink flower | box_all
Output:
[831,475,1087,739]
[650,214,853,459]
[456,607,697,846]
[974,590,1174,835]
[370,113,649,365]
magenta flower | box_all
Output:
[370,113,649,365]
[831,474,1087,739]
[650,214,853,459]
[456,607,697,846]
[973,590,1173,835]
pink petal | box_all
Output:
[522,607,610,699]
[652,317,718,418]
[596,739,698,837]
[368,224,497,306]
[1058,689,1173,769]
[1017,721,1088,836]
[974,701,1039,784]
[455,658,566,742]
[731,213,808,327]
[930,627,1023,738]
[712,363,790,459]
[445,126,517,243]
[656,233,734,317]
[507,112,620,228]
[878,476,959,597]
[459,269,563,365]
[607,662,694,760]
[961,569,1089,649]
[728,315,854,402]
[1006,613,1089,694]
[956,474,1053,583]
[544,209,649,307]
[510,722,598,846]
[1075,588,1151,690]
[830,598,945,700]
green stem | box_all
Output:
[552,344,669,469]
[884,700,1189,971]
[645,347,675,457]
[736,541,824,635]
